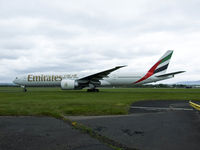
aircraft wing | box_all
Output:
[78,65,126,83]
[156,71,185,77]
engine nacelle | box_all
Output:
[61,79,78,90]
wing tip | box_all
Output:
[115,65,127,68]
[178,71,186,74]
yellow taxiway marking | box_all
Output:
[189,101,200,111]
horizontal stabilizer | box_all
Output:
[156,71,185,77]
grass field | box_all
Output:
[0,87,200,117]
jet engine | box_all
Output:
[61,79,78,90]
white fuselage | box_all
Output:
[13,72,172,88]
[12,50,184,91]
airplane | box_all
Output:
[13,50,185,92]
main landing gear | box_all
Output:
[87,83,99,92]
[87,89,99,92]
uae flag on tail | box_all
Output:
[153,50,173,75]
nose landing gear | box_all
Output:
[21,85,27,92]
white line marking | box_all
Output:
[130,106,193,111]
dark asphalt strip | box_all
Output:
[72,100,200,150]
[0,116,113,150]
[1,100,200,150]
[64,118,137,150]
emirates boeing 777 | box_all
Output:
[13,50,185,92]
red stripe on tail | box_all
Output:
[134,60,161,84]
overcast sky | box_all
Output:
[0,0,199,83]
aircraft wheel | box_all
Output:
[87,89,91,92]
[95,89,99,92]
[87,89,99,92]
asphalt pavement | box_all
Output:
[69,100,200,150]
[0,116,112,150]
[0,100,200,150]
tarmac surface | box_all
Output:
[69,100,200,150]
[0,100,200,150]
[0,116,112,150]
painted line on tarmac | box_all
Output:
[130,106,193,111]
[189,101,200,111]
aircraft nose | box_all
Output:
[13,79,16,84]
[13,77,18,84]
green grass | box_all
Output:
[0,87,200,116]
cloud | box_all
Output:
[0,0,200,83]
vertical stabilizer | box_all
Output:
[134,50,173,84]
[151,50,173,75]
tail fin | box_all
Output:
[148,50,173,75]
[134,50,173,84]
